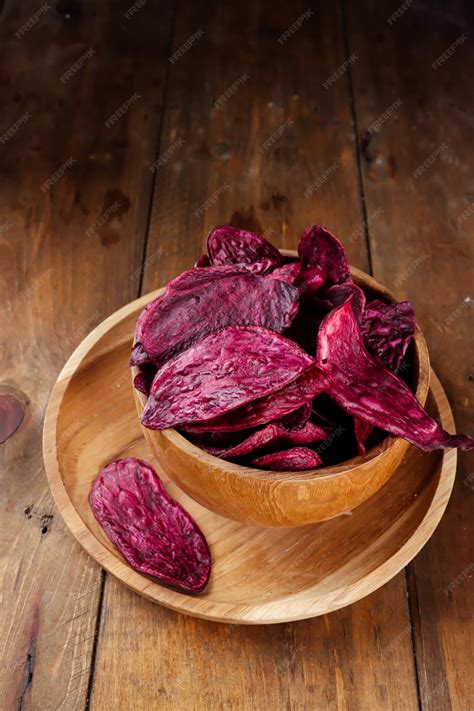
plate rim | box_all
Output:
[42,290,457,624]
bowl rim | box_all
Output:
[132,253,430,481]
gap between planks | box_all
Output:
[83,4,178,707]
[340,1,422,708]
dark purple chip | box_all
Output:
[251,447,323,471]
[285,282,364,356]
[207,225,283,267]
[194,254,210,268]
[130,342,150,366]
[266,262,301,285]
[184,364,328,433]
[141,326,314,430]
[165,263,274,293]
[323,282,366,321]
[296,264,326,296]
[89,458,211,593]
[136,270,299,367]
[362,299,416,371]
[355,299,415,453]
[207,420,326,459]
[279,402,312,430]
[353,417,374,456]
[298,225,351,285]
[317,299,474,452]
[133,362,157,396]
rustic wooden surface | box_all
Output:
[0,0,472,709]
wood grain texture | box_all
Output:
[345,0,474,708]
[4,0,471,707]
[141,0,371,291]
[88,0,422,708]
[0,0,173,708]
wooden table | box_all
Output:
[1,1,472,709]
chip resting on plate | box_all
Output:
[89,458,211,593]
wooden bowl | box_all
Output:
[133,258,430,528]
[43,291,455,623]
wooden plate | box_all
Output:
[43,292,457,624]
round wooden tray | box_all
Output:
[43,291,457,624]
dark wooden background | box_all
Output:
[1,0,473,709]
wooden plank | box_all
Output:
[345,1,474,708]
[90,1,420,709]
[0,1,173,708]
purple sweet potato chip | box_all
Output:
[285,282,364,356]
[353,417,374,457]
[130,342,150,366]
[136,270,299,366]
[354,299,415,453]
[89,458,211,593]
[362,299,416,371]
[141,326,314,430]
[133,363,156,396]
[194,254,210,268]
[166,264,274,293]
[324,282,366,320]
[266,262,301,284]
[207,225,283,268]
[298,225,351,285]
[296,264,326,296]
[209,420,327,459]
[279,402,312,430]
[184,364,328,433]
[251,447,322,471]
[317,299,474,452]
